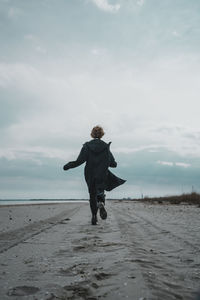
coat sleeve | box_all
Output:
[109,151,117,168]
[63,144,88,171]
[108,143,117,168]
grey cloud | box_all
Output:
[117,148,200,187]
[0,87,40,130]
[0,146,200,199]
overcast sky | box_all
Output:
[0,0,200,199]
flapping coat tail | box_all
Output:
[105,170,126,191]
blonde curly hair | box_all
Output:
[90,125,105,139]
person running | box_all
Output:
[63,125,126,225]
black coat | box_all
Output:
[63,139,126,192]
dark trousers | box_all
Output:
[89,183,105,216]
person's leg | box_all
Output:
[89,191,98,215]
[97,190,105,204]
[89,185,98,225]
[96,188,107,220]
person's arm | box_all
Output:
[63,144,88,171]
[109,150,117,168]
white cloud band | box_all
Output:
[90,0,120,13]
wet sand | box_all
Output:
[0,201,200,300]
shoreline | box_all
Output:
[0,200,88,208]
[1,198,200,208]
[1,192,200,206]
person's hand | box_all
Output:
[63,163,70,171]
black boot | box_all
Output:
[97,192,107,220]
[91,214,98,225]
[98,202,107,220]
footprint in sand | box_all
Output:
[64,282,99,300]
[73,245,87,251]
[73,236,102,243]
[63,282,91,299]
[94,272,113,280]
[59,265,85,276]
[7,286,40,296]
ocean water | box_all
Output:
[0,199,88,206]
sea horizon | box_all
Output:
[0,199,89,206]
[0,198,126,206]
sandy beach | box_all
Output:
[0,201,200,300]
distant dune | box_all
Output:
[134,192,200,205]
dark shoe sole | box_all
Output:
[99,203,107,220]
